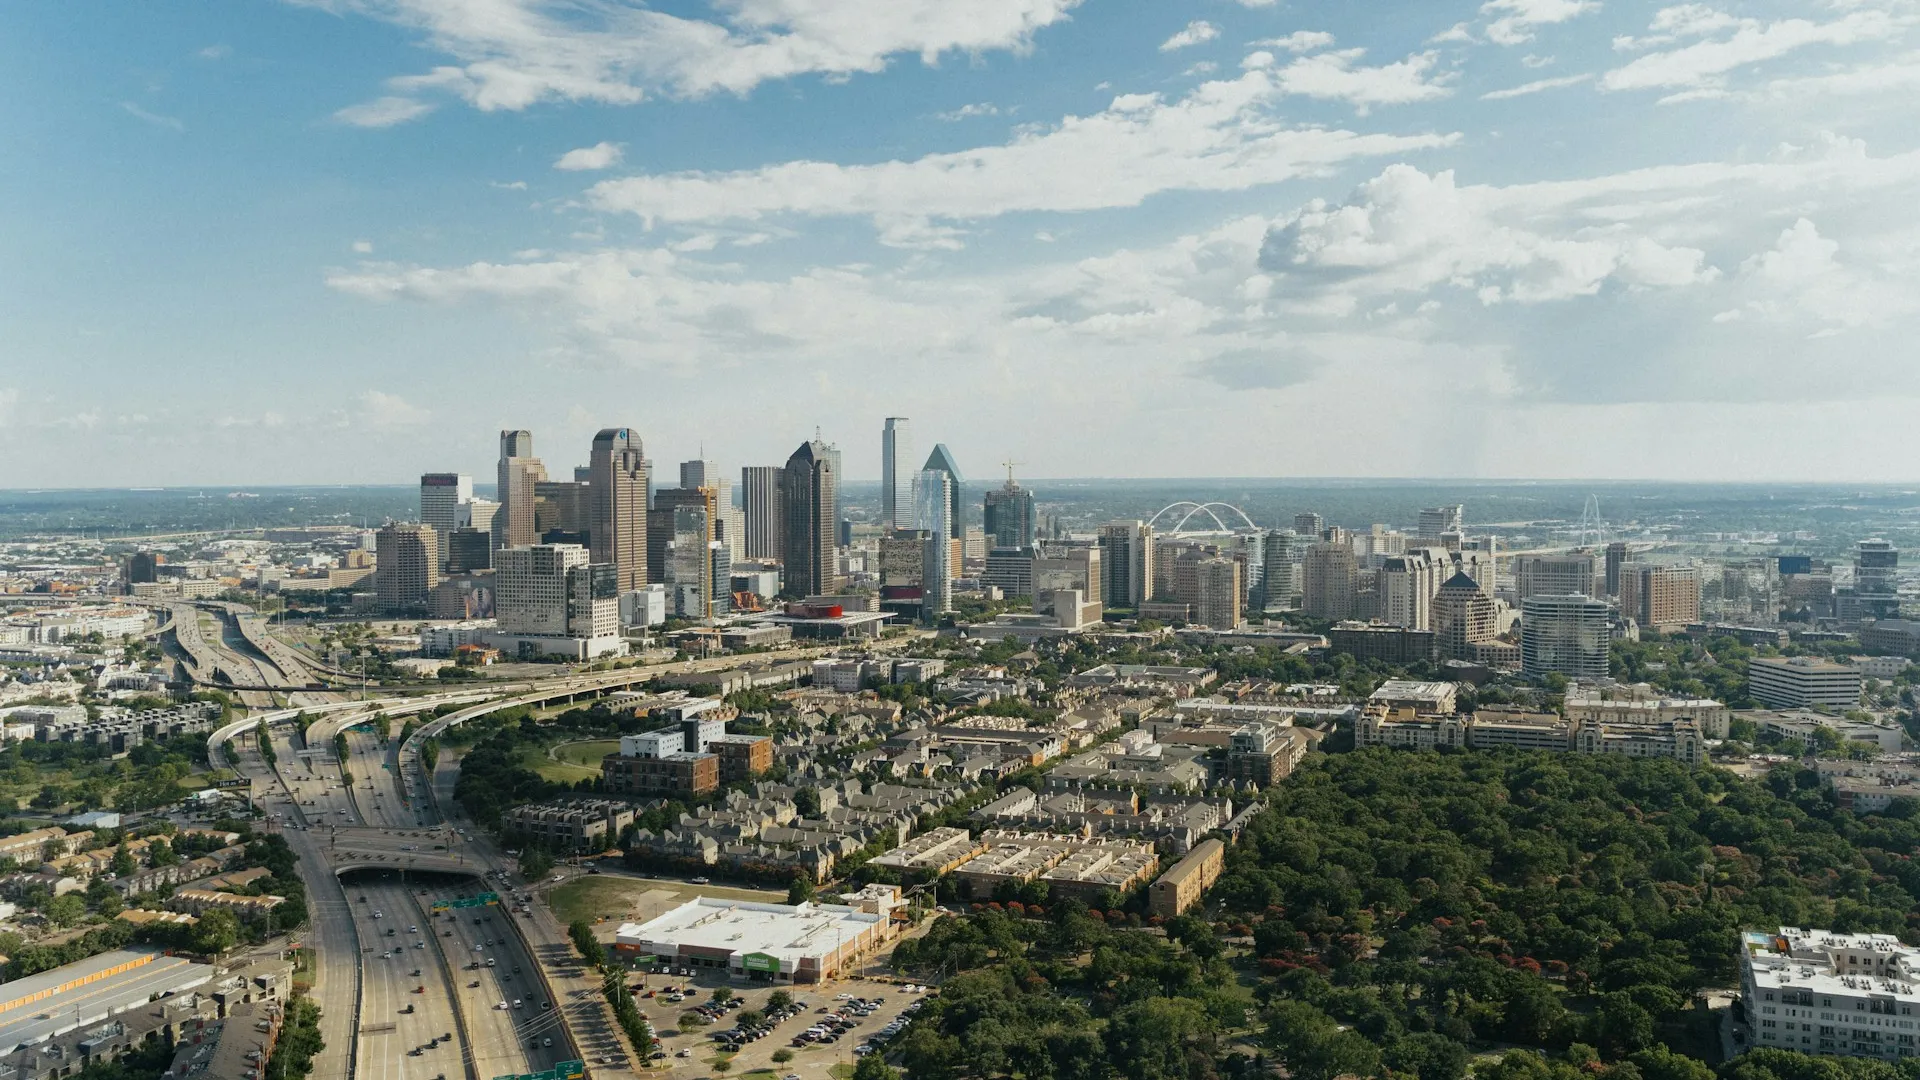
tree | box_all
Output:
[45,894,86,927]
[41,836,67,863]
[767,989,793,1013]
[110,844,137,878]
[519,849,554,881]
[711,986,734,1004]
[192,908,241,954]
[735,1009,763,1029]
[148,838,179,867]
[1386,1034,1471,1080]
[786,874,817,906]
[853,1053,901,1080]
[794,787,822,817]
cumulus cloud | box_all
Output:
[1604,7,1900,92]
[1266,49,1457,110]
[936,102,1000,121]
[1161,21,1220,52]
[1259,164,1718,306]
[1480,72,1592,99]
[554,141,624,170]
[359,390,432,428]
[1481,0,1601,46]
[352,240,375,254]
[333,96,436,127]
[322,0,1082,112]
[584,69,1458,242]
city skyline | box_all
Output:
[7,1,1920,486]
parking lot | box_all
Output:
[630,972,932,1078]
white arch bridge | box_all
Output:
[1146,501,1260,534]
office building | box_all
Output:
[781,439,840,597]
[1433,572,1498,661]
[881,418,914,532]
[984,471,1037,552]
[1514,553,1599,601]
[1262,529,1303,610]
[1856,540,1902,621]
[495,429,546,549]
[1098,521,1155,610]
[741,465,784,562]
[590,427,650,591]
[1748,657,1863,709]
[1302,541,1357,620]
[1740,926,1920,1060]
[1604,542,1628,597]
[445,527,492,574]
[1564,683,1731,739]
[458,496,498,538]
[1194,557,1243,630]
[491,544,623,659]
[375,523,438,613]
[665,506,717,619]
[533,478,591,542]
[418,473,470,563]
[1032,546,1102,606]
[1378,547,1444,630]
[1417,505,1463,542]
[1619,564,1703,630]
[1293,512,1324,539]
[651,486,715,583]
[1329,621,1435,663]
[922,444,966,541]
[677,459,717,489]
[1358,705,1704,767]
[1520,594,1612,680]
[922,530,953,621]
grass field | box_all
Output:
[545,874,784,928]
[518,739,618,785]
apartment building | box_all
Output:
[1741,927,1920,1060]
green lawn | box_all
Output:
[545,875,784,927]
[553,739,622,770]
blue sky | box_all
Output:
[5,0,1919,487]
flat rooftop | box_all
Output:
[0,949,212,1050]
[619,898,883,964]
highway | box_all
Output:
[341,723,571,1079]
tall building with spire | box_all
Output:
[983,466,1036,552]
[881,418,914,533]
[495,430,546,549]
[589,427,650,591]
[781,438,840,597]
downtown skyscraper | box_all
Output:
[881,418,914,533]
[782,438,840,597]
[589,427,649,591]
[495,429,546,549]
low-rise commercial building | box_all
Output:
[502,799,640,853]
[1564,682,1731,739]
[613,887,902,983]
[1749,657,1863,709]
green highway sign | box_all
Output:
[558,1060,586,1079]
[430,892,500,911]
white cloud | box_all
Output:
[585,69,1458,239]
[197,44,231,60]
[936,102,999,121]
[1259,164,1718,306]
[359,390,432,429]
[1430,23,1478,45]
[321,0,1083,112]
[491,180,530,190]
[1252,31,1336,54]
[1718,218,1919,329]
[1604,8,1899,91]
[1521,53,1554,68]
[352,240,375,254]
[332,96,436,127]
[1269,49,1457,110]
[120,101,184,131]
[1160,21,1220,52]
[1480,72,1592,99]
[554,141,625,171]
[1481,0,1602,46]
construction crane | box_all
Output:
[1000,459,1024,486]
